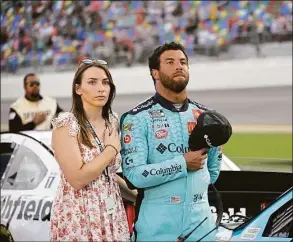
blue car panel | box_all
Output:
[230,188,292,241]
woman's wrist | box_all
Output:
[104,144,118,156]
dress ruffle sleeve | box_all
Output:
[51,112,80,137]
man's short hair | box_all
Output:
[148,42,189,84]
[23,73,36,87]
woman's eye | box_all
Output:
[103,80,110,85]
[167,61,173,65]
[89,81,95,85]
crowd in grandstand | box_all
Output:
[1,0,292,73]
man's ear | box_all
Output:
[152,69,159,81]
[75,84,81,95]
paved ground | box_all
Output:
[1,86,291,172]
[1,85,292,131]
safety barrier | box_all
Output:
[1,55,291,100]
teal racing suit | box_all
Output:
[121,93,222,241]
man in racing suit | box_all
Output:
[121,42,222,241]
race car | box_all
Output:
[0,131,291,241]
[1,131,59,241]
[215,187,292,241]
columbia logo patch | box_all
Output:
[156,143,167,154]
[142,170,149,177]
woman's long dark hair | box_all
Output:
[71,63,116,148]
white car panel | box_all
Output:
[1,130,240,241]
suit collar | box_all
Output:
[153,92,189,112]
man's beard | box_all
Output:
[159,71,189,93]
[31,92,40,99]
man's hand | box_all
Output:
[33,112,46,125]
[184,148,208,171]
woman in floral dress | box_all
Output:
[50,59,135,241]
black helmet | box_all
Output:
[188,110,232,151]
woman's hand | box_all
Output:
[116,175,138,203]
[104,127,121,154]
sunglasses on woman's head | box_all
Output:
[78,59,108,68]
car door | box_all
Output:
[1,132,60,241]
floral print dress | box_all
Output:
[50,112,130,242]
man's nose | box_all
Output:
[176,63,183,70]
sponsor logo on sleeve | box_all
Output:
[190,101,212,111]
[132,99,154,112]
[121,147,137,155]
[123,134,132,144]
[155,129,168,139]
[141,164,182,177]
[192,109,201,120]
[156,143,190,154]
[187,122,197,133]
[125,157,134,165]
[142,170,149,177]
[122,123,133,131]
[156,143,167,154]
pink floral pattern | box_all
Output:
[50,112,130,242]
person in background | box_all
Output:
[248,12,262,57]
[50,59,135,241]
[9,73,64,132]
[121,42,222,241]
